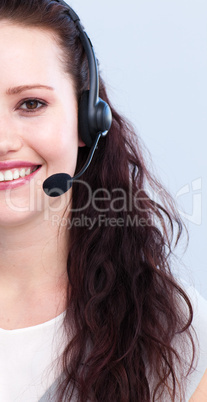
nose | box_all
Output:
[0,115,23,156]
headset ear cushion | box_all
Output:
[78,90,93,148]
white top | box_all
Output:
[0,284,206,401]
[184,284,207,400]
[0,312,67,401]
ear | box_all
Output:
[78,137,86,147]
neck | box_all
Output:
[0,214,69,284]
[0,212,70,329]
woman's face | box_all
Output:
[0,21,81,226]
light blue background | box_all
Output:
[68,1,207,297]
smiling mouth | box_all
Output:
[0,166,40,182]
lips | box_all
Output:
[0,161,41,189]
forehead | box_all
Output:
[0,21,69,87]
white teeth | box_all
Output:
[0,167,35,182]
[19,168,26,178]
[13,169,20,180]
[4,170,13,181]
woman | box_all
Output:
[0,0,205,401]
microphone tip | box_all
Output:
[43,173,73,197]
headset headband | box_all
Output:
[43,1,112,195]
[54,0,111,146]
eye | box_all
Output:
[17,98,47,113]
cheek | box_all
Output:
[24,115,79,171]
[43,126,78,159]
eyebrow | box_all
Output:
[6,85,54,95]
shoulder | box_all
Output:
[181,281,207,400]
[184,283,207,351]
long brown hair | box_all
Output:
[0,1,196,400]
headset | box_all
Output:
[43,1,112,196]
[55,0,112,148]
